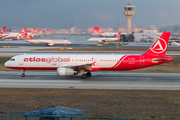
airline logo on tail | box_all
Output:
[0,26,6,34]
[143,32,170,56]
[114,32,121,38]
[19,27,27,34]
[92,26,104,33]
[150,38,167,54]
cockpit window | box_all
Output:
[10,58,15,61]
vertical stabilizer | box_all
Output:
[143,32,171,56]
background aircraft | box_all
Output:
[92,26,119,37]
[24,33,71,46]
[88,32,121,42]
[5,32,172,79]
[4,27,27,40]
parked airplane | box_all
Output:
[24,33,71,46]
[4,27,27,40]
[92,26,120,37]
[88,32,121,42]
[4,32,173,79]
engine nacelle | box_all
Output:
[57,67,77,76]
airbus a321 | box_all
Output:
[24,33,71,46]
[5,32,173,79]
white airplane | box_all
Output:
[24,33,71,46]
[4,27,27,40]
[88,32,121,42]
[92,26,120,37]
[5,32,173,79]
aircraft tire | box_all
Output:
[21,73,25,77]
[81,74,87,79]
[86,72,91,77]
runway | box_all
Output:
[0,71,180,90]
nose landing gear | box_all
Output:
[21,70,25,77]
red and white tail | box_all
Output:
[92,26,104,33]
[114,32,121,38]
[24,33,32,40]
[19,27,27,34]
[35,28,39,33]
[0,26,6,34]
[30,28,36,33]
[143,32,171,57]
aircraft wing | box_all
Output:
[62,63,94,70]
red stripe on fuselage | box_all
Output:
[112,55,128,68]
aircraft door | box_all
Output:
[19,57,24,65]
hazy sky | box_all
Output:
[0,0,180,29]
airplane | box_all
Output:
[4,27,27,40]
[88,32,121,42]
[24,33,71,46]
[92,26,120,37]
[4,32,173,79]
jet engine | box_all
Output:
[57,67,78,76]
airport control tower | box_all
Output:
[123,3,135,35]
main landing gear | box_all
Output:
[21,70,25,77]
[81,72,91,79]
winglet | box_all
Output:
[0,26,6,34]
[24,33,32,40]
[143,32,171,56]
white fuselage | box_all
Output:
[4,54,126,70]
[88,37,119,42]
[92,32,118,37]
[25,39,71,46]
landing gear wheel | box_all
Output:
[81,74,87,79]
[21,73,25,77]
[21,70,25,77]
[86,72,91,77]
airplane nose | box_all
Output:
[4,61,9,67]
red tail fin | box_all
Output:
[114,32,121,38]
[92,26,104,33]
[143,32,171,56]
[25,33,32,40]
[19,27,27,34]
[0,26,6,34]
[35,28,39,33]
[30,28,36,33]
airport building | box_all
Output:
[134,30,163,42]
